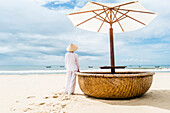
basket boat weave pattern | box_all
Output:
[76,72,154,99]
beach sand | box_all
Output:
[0,72,170,113]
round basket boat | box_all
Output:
[75,72,155,99]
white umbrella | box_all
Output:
[67,1,158,73]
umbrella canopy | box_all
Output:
[67,1,157,33]
[67,1,158,73]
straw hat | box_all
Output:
[66,43,78,51]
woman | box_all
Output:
[65,43,79,95]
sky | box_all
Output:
[0,0,170,66]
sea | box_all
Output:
[0,65,170,75]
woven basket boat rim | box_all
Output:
[75,71,155,77]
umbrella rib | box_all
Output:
[113,11,129,23]
[97,16,107,32]
[112,1,138,8]
[117,10,146,25]
[113,16,127,23]
[75,9,108,27]
[116,17,124,32]
[95,17,109,23]
[68,8,105,15]
[93,11,109,23]
[113,6,120,21]
[119,8,157,14]
[90,1,109,8]
[104,9,110,21]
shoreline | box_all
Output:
[0,68,170,75]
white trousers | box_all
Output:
[65,70,76,95]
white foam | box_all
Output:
[79,68,170,72]
[120,68,170,72]
[0,70,66,74]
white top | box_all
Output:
[65,52,79,71]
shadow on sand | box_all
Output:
[84,90,170,111]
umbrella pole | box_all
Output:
[110,27,115,74]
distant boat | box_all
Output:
[155,66,160,68]
[60,66,65,68]
[46,66,51,68]
[100,66,127,69]
[88,66,93,68]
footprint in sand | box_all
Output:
[39,102,45,105]
[29,103,35,105]
[15,101,19,103]
[10,107,16,111]
[23,107,32,112]
[52,95,58,98]
[60,103,66,108]
[44,96,50,99]
[14,91,72,113]
[27,96,35,99]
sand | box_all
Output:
[0,72,170,113]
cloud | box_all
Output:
[0,0,169,66]
[25,0,70,5]
[0,0,73,35]
[0,47,16,53]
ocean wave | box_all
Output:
[0,70,67,75]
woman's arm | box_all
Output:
[65,54,67,68]
[75,53,80,72]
